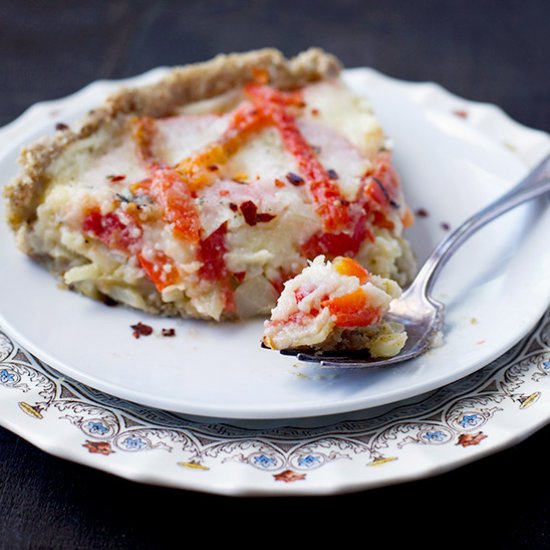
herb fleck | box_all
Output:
[415,208,429,218]
[286,172,305,186]
[372,177,400,209]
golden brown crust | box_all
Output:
[3,48,341,231]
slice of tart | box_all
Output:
[4,48,415,321]
[262,255,407,357]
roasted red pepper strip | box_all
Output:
[132,167,201,243]
[138,252,180,292]
[321,288,381,328]
[198,222,228,281]
[333,256,370,284]
[82,208,181,292]
[245,84,350,232]
[300,213,372,259]
[175,103,269,191]
[198,222,235,312]
[82,209,142,253]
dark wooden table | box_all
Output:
[1,1,549,547]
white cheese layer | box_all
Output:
[302,80,385,157]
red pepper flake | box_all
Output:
[131,322,153,339]
[229,202,239,212]
[161,328,176,337]
[219,189,229,197]
[256,212,277,223]
[240,200,258,226]
[274,178,285,188]
[107,174,126,182]
[453,109,468,119]
[415,208,429,218]
[327,169,339,180]
[311,108,320,116]
[238,201,276,225]
[207,165,219,172]
[286,172,305,186]
[55,122,69,131]
[441,222,451,231]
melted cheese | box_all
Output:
[302,80,385,157]
[297,118,371,201]
[155,114,230,165]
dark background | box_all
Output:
[1,1,549,547]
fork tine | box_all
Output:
[264,344,351,364]
[316,358,386,369]
[278,348,306,356]
[295,350,386,367]
[295,352,352,363]
[290,349,408,368]
[277,347,399,368]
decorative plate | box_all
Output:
[0,310,549,495]
[1,68,549,418]
[0,66,549,494]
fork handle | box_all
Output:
[414,153,550,298]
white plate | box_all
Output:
[0,68,549,418]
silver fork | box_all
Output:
[279,153,550,368]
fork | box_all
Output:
[279,153,550,368]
